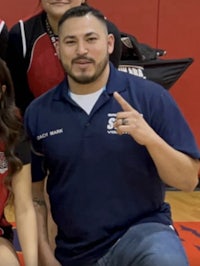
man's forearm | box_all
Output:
[147,135,199,191]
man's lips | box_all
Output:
[50,1,70,5]
[73,59,94,64]
[74,60,92,64]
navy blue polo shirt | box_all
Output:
[25,64,200,266]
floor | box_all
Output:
[165,191,200,221]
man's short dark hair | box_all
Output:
[58,5,107,31]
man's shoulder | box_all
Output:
[27,82,65,113]
[29,88,56,108]
[24,89,55,127]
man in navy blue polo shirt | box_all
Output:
[24,5,200,266]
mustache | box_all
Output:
[72,56,95,63]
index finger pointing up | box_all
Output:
[113,91,133,111]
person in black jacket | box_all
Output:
[6,0,122,115]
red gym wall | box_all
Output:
[2,0,200,146]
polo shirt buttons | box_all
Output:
[85,122,90,127]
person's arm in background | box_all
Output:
[6,23,34,115]
[32,179,61,266]
[24,97,60,265]
[31,151,61,266]
[0,20,8,60]
[12,163,38,266]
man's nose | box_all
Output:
[76,41,88,54]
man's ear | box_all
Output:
[107,34,115,55]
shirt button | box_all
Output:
[85,123,90,127]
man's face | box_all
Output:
[41,0,84,20]
[57,14,114,84]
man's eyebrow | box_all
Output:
[64,32,99,39]
[63,35,76,39]
[85,32,99,37]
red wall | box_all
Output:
[2,0,200,145]
[158,0,200,145]
[1,0,39,27]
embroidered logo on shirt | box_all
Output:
[107,113,117,134]
[36,128,64,140]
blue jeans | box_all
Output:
[93,222,189,266]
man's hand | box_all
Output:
[113,91,157,146]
